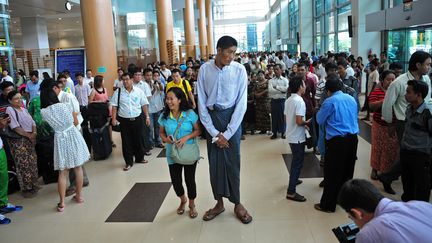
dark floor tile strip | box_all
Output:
[106,182,172,222]
[282,153,324,178]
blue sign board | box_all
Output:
[55,48,85,84]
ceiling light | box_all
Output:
[65,1,72,11]
[58,17,62,20]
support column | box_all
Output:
[21,17,50,56]
[205,0,214,55]
[80,0,117,96]
[184,0,196,60]
[197,0,208,60]
[155,0,174,63]
[351,0,381,59]
[298,0,313,52]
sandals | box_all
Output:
[72,196,84,203]
[57,203,64,212]
[189,205,198,219]
[0,214,11,224]
[202,208,225,221]
[0,203,23,214]
[235,209,253,224]
[177,200,187,215]
[286,192,307,202]
[123,165,132,171]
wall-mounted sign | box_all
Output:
[97,66,107,73]
[55,48,86,85]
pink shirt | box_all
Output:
[6,106,36,132]
[92,88,109,102]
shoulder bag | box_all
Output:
[112,88,121,132]
[1,108,22,139]
[170,111,200,165]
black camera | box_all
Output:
[332,222,359,243]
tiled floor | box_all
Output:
[0,125,404,243]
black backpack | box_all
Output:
[7,170,20,194]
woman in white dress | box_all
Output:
[40,86,90,212]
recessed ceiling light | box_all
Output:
[17,29,20,31]
[13,21,16,24]
[58,17,62,20]
[76,21,79,23]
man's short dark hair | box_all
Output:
[289,76,304,94]
[121,73,131,79]
[152,70,160,75]
[296,62,307,69]
[325,74,342,93]
[338,179,384,214]
[408,79,429,99]
[75,72,84,78]
[408,51,431,72]
[171,68,181,74]
[143,68,152,75]
[274,63,282,70]
[216,36,238,50]
[57,74,67,81]
[325,62,338,73]
[370,58,380,67]
[86,69,92,72]
[389,62,403,70]
[160,61,166,66]
[0,80,14,91]
[337,59,349,69]
[62,69,70,75]
[30,70,39,78]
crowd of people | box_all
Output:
[0,35,432,242]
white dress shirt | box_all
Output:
[111,87,149,118]
[197,60,248,140]
[268,75,289,99]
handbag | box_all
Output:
[170,111,200,165]
[1,108,22,139]
[112,88,121,132]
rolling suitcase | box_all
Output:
[90,123,112,160]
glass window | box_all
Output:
[324,0,334,12]
[337,5,351,31]
[315,0,322,16]
[337,31,351,52]
[388,30,407,65]
[214,0,269,20]
[337,0,350,6]
[328,33,335,52]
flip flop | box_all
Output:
[0,214,11,224]
[72,196,84,204]
[57,203,64,213]
[235,210,252,224]
[202,208,225,221]
[0,204,23,214]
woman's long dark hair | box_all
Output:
[162,87,191,120]
[40,78,60,109]
[93,75,105,92]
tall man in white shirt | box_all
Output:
[198,36,252,224]
[284,76,310,202]
[268,64,289,139]
[111,73,151,171]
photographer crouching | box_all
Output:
[337,179,432,243]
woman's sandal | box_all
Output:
[72,196,84,204]
[177,200,187,215]
[57,203,64,212]
[189,205,198,219]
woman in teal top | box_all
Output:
[158,87,201,219]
